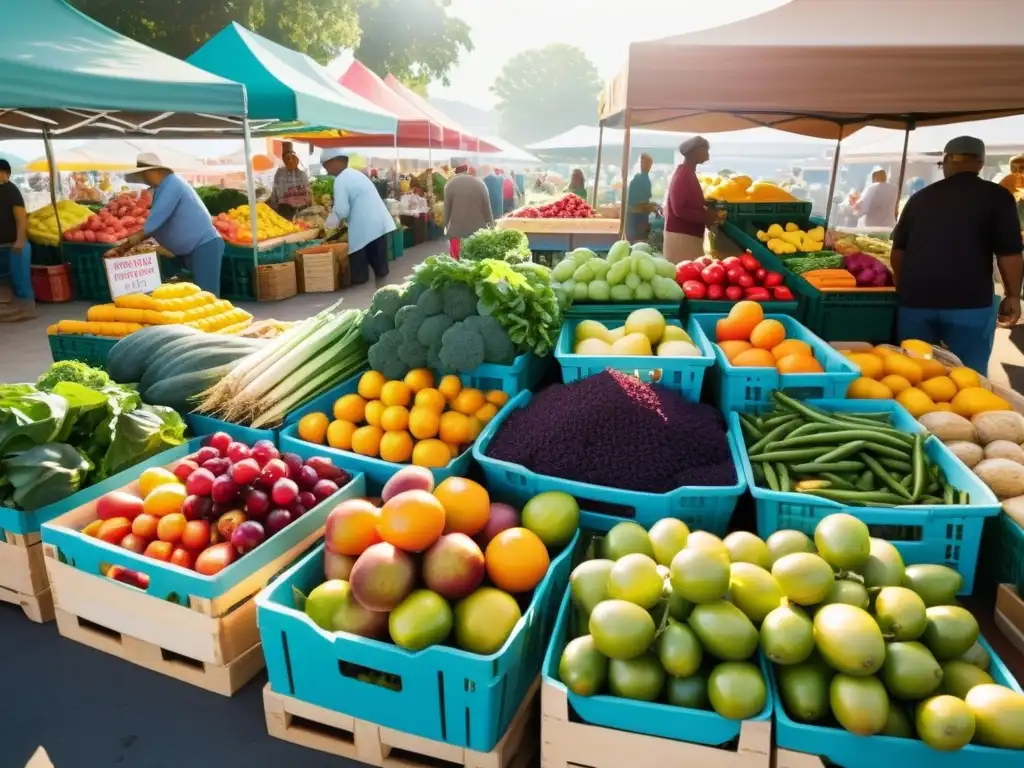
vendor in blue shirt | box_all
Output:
[124,153,224,296]
[626,153,656,242]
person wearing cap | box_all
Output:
[998,154,1024,196]
[0,158,31,301]
[269,147,311,219]
[664,137,719,263]
[443,164,493,259]
[626,153,656,242]
[891,136,1023,374]
[850,167,899,228]
[321,149,396,284]
[125,152,224,296]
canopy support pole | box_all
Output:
[592,124,605,207]
[823,125,846,230]
[394,134,400,197]
[894,123,913,220]
[618,110,632,237]
[242,113,260,301]
[42,127,63,243]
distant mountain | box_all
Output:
[428,98,498,135]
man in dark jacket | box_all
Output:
[443,165,493,260]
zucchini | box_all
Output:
[143,364,237,411]
[140,337,258,392]
[106,325,199,383]
[140,345,255,399]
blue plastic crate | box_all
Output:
[256,530,579,752]
[542,589,773,746]
[40,438,365,606]
[48,333,119,368]
[472,390,746,535]
[980,512,1024,592]
[555,316,715,399]
[691,313,858,412]
[730,399,1001,595]
[185,413,278,447]
[771,635,1021,768]
[458,352,549,396]
[563,302,680,320]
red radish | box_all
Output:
[720,256,742,270]
[773,286,794,300]
[97,491,144,521]
[272,478,299,506]
[231,458,261,486]
[754,268,767,284]
[675,262,701,283]
[206,432,232,454]
[186,469,216,497]
[726,268,746,285]
[737,274,755,288]
[226,442,251,463]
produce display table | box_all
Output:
[496,217,621,253]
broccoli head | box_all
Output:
[442,282,478,321]
[463,315,517,365]
[438,321,486,373]
[402,282,427,305]
[398,338,429,369]
[369,284,406,319]
[416,286,443,316]
[417,313,454,349]
[362,309,394,344]
[395,304,426,342]
[426,341,444,372]
[367,329,409,381]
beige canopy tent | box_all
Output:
[598,0,1024,226]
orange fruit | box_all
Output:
[452,388,486,415]
[358,370,386,400]
[378,489,446,552]
[439,411,472,445]
[403,368,435,393]
[381,381,411,407]
[919,375,958,403]
[381,405,410,432]
[409,406,440,440]
[434,477,490,535]
[771,339,813,360]
[883,354,923,385]
[880,374,912,395]
[379,430,414,463]
[474,403,499,423]
[750,319,786,350]
[716,317,750,343]
[467,416,484,441]
[143,483,186,518]
[326,420,357,450]
[731,348,777,368]
[325,499,381,556]
[351,425,384,457]
[446,442,461,458]
[719,340,753,362]
[139,467,180,498]
[333,394,366,423]
[364,400,386,427]
[298,412,330,444]
[727,300,764,334]
[485,528,550,593]
[486,390,509,407]
[414,388,447,413]
[917,358,947,381]
[776,354,824,374]
[438,375,462,401]
[412,439,452,468]
[847,353,885,380]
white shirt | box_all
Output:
[325,168,397,253]
[856,181,899,228]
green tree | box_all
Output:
[354,0,472,86]
[492,44,602,146]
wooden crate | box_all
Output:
[995,583,1024,658]
[0,530,54,623]
[540,679,770,768]
[264,679,539,767]
[256,261,297,301]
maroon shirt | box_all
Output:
[666,163,706,238]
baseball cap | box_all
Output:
[319,148,349,165]
[942,136,986,158]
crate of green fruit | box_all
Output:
[552,240,684,306]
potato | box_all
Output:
[1003,496,1024,529]
[984,440,1024,466]
[972,411,1024,446]
[974,458,1024,499]
[946,441,984,469]
[918,411,976,444]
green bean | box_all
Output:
[943,484,954,505]
[777,463,792,493]
[957,490,970,505]
[877,457,913,473]
[790,460,866,474]
[749,447,834,463]
[786,423,835,438]
[816,441,870,464]
[761,414,800,430]
[862,442,912,460]
[749,420,803,455]
[856,470,876,491]
[819,472,857,491]
[738,414,763,442]
[861,452,912,500]
[844,413,892,422]
[900,474,914,490]
[920,495,945,505]
[768,430,911,452]
[910,433,925,502]
[800,488,910,505]
[763,462,780,492]
[751,463,765,484]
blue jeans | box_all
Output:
[898,302,997,374]
[181,238,224,297]
[0,242,33,300]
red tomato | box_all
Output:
[725,268,747,285]
[181,520,211,550]
[754,268,767,284]
[119,533,149,554]
[773,286,795,301]
[169,547,195,570]
[763,272,784,288]
[706,284,725,300]
[745,287,771,301]
[83,230,96,243]
[195,542,236,576]
[737,274,755,288]
[132,513,159,539]
[675,262,701,284]
[97,517,132,544]
[144,540,173,562]
[97,491,144,521]
[681,280,707,299]
[720,256,742,270]
[740,254,761,272]
[725,286,744,301]
[701,264,726,285]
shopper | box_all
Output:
[0,158,31,301]
[664,136,718,263]
[321,148,396,284]
[566,168,588,201]
[500,169,517,214]
[268,147,311,219]
[998,154,1024,195]
[892,136,1023,374]
[481,165,503,219]
[443,164,493,260]
[851,167,899,228]
[124,152,224,296]
[625,153,655,242]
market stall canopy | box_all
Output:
[383,75,500,153]
[334,137,539,166]
[600,0,1024,140]
[187,24,397,135]
[527,125,828,156]
[24,139,208,172]
[0,0,247,138]
[841,114,1024,157]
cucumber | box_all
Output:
[106,325,199,383]
[143,364,237,411]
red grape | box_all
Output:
[202,457,231,477]
[172,459,199,482]
[261,458,288,486]
[271,478,299,506]
[312,479,339,502]
[231,520,266,555]
[244,488,271,520]
[206,432,232,454]
[297,491,317,510]
[211,475,240,504]
[281,452,304,479]
[296,465,319,489]
[266,508,293,535]
[194,446,220,464]
[226,442,251,463]
[251,440,279,466]
[185,468,216,497]
[231,458,261,486]
[306,456,343,480]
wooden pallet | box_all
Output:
[540,680,770,768]
[53,608,264,696]
[264,679,539,768]
[0,530,53,623]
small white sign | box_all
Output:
[104,251,163,299]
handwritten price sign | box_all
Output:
[104,251,163,299]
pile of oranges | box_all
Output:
[714,301,824,373]
[296,369,508,467]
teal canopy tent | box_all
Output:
[188,23,397,136]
